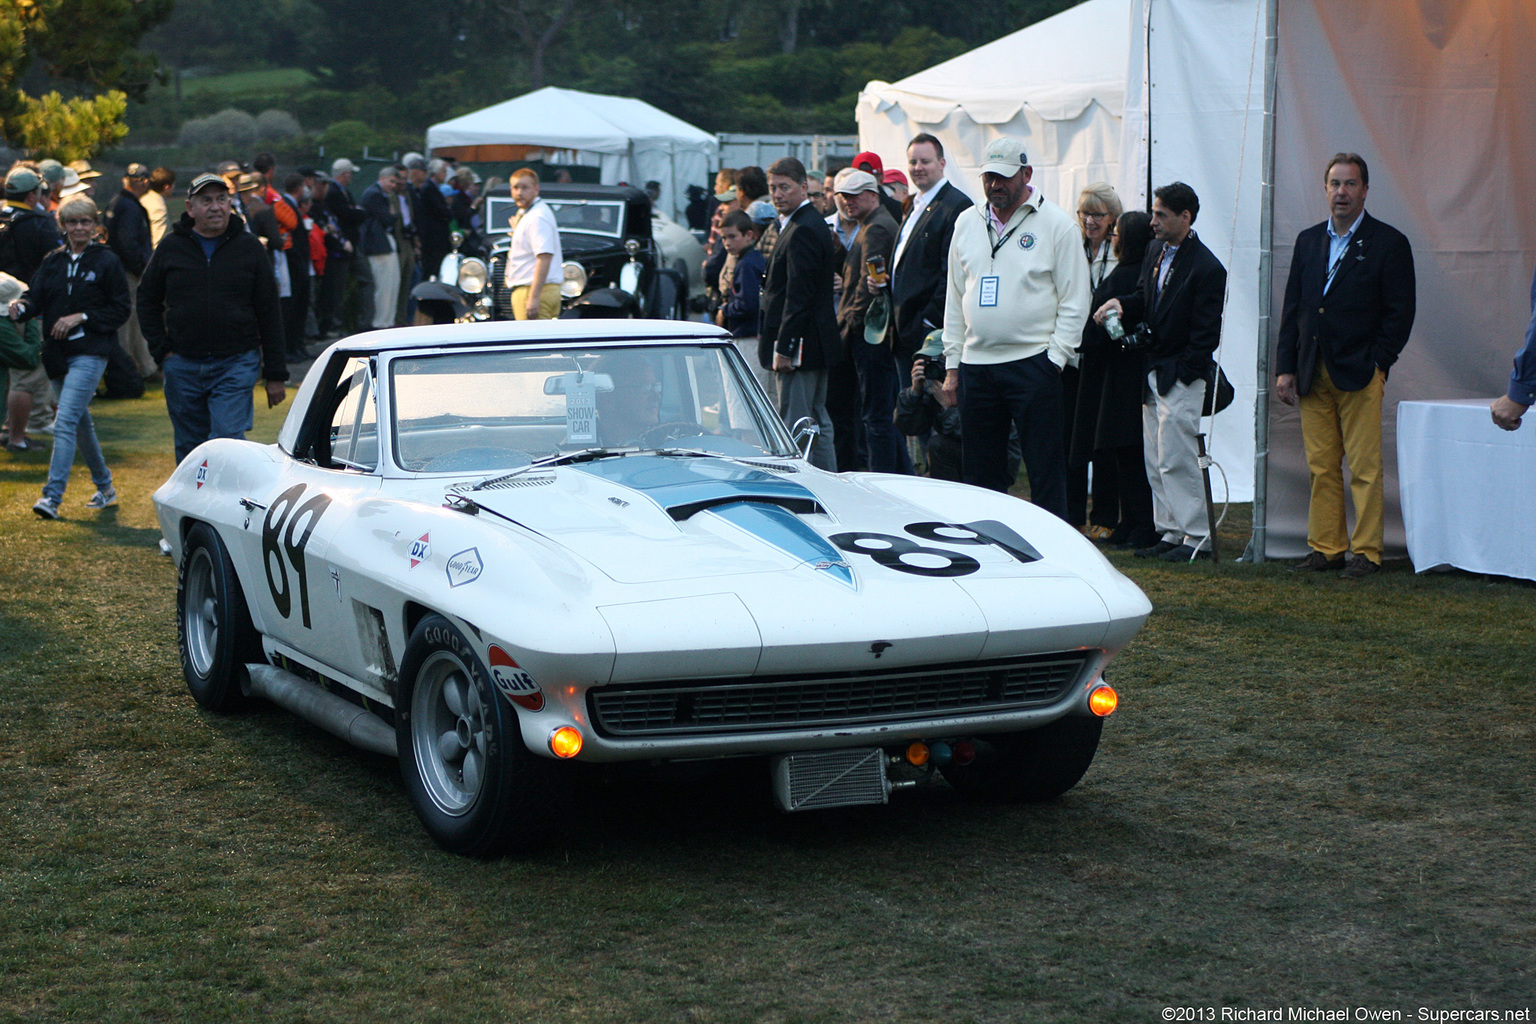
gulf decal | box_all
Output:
[487,645,544,711]
[409,532,430,568]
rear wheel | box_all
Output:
[940,715,1104,803]
[177,522,260,712]
[396,615,568,856]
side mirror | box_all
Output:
[789,417,819,460]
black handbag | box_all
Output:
[1203,364,1235,416]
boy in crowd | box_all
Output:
[715,210,773,401]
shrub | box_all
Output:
[255,109,303,142]
[176,107,258,148]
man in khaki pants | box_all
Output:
[503,169,563,320]
[1276,153,1416,579]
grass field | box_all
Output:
[1,385,1532,1023]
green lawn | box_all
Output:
[1,386,1532,1022]
[172,67,317,99]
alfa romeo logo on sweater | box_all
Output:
[1019,233,1038,251]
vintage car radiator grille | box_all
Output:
[588,652,1090,737]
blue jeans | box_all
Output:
[851,341,912,474]
[163,350,261,464]
[45,354,112,503]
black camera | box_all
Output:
[920,354,947,380]
[1120,323,1154,352]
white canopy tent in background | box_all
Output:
[860,0,1536,561]
[425,87,718,221]
[857,0,1265,506]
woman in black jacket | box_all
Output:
[1070,210,1156,549]
[8,196,130,519]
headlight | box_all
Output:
[456,258,488,295]
[560,260,588,299]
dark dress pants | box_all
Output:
[853,341,913,474]
[959,354,1069,522]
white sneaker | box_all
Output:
[33,497,61,520]
[84,486,118,509]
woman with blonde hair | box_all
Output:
[7,195,129,518]
[1066,182,1125,538]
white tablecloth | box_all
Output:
[1397,398,1536,580]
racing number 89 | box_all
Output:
[829,522,1003,577]
[263,483,333,628]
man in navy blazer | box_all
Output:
[1276,153,1416,579]
[758,156,841,470]
[888,134,973,370]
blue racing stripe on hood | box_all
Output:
[704,501,854,587]
[572,454,824,520]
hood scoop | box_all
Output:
[571,455,825,521]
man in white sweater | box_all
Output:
[940,137,1089,521]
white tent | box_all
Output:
[425,87,718,220]
[857,0,1266,505]
[859,0,1536,559]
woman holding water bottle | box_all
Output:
[1069,207,1157,550]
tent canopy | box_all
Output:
[426,87,718,219]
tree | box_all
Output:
[477,0,585,90]
[0,0,171,157]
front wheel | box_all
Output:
[177,522,261,712]
[396,615,569,856]
[940,715,1104,803]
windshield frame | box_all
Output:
[376,339,798,478]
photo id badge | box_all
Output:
[565,377,598,445]
[979,276,1000,307]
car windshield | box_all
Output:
[483,197,626,240]
[388,344,794,474]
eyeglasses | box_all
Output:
[1077,210,1110,221]
[61,218,96,227]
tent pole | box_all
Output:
[1144,0,1154,210]
[1244,0,1279,563]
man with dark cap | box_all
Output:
[2,167,63,284]
[107,163,156,377]
[137,173,287,463]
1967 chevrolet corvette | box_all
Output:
[154,320,1151,856]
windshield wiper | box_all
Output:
[470,447,639,491]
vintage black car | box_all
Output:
[413,184,692,323]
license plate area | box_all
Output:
[771,748,889,811]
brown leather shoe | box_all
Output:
[1339,554,1380,579]
[1292,550,1346,572]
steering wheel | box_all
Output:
[420,447,529,473]
[635,421,709,446]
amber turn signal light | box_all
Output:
[1088,685,1118,717]
[549,726,583,758]
[905,742,930,766]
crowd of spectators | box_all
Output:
[0,140,1464,577]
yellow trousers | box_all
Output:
[1299,361,1385,564]
[511,283,562,321]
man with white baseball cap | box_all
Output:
[939,136,1089,521]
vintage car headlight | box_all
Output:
[456,258,489,295]
[560,260,588,299]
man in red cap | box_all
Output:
[851,151,903,223]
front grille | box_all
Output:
[588,652,1089,737]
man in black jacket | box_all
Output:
[407,155,453,278]
[758,157,841,471]
[887,135,973,373]
[1275,153,1415,579]
[326,158,372,333]
[2,167,63,284]
[108,163,156,377]
[1096,181,1226,563]
[137,174,287,463]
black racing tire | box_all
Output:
[940,715,1104,803]
[395,614,569,857]
[177,521,261,713]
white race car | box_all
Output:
[154,320,1151,856]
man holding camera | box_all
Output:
[1095,181,1226,562]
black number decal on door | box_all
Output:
[262,483,334,628]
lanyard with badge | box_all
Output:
[978,204,1030,308]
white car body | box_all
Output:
[155,320,1151,855]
